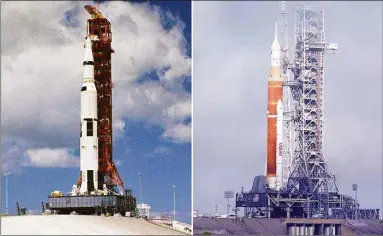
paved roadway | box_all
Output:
[1,215,182,235]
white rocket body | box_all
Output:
[275,99,283,190]
[79,37,99,194]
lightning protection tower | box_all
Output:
[224,191,234,217]
[213,204,219,217]
[286,5,339,217]
[277,1,293,189]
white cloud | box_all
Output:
[114,159,123,166]
[164,100,191,123]
[24,148,79,168]
[114,81,191,143]
[153,146,171,155]
[2,138,30,174]
[1,1,191,172]
[113,119,126,138]
[2,142,23,173]
[162,123,191,143]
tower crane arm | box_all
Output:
[84,5,105,19]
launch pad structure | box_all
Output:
[82,5,125,195]
[47,5,136,216]
[235,3,380,220]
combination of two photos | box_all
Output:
[1,1,382,235]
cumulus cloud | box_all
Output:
[1,1,191,172]
[114,81,191,142]
[193,1,382,216]
[2,138,30,173]
[23,148,79,168]
[162,123,191,143]
[2,142,23,173]
[113,119,126,138]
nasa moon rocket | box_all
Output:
[265,23,283,190]
[79,37,99,194]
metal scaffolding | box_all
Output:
[277,1,293,190]
[285,5,340,217]
[235,3,380,220]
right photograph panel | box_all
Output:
[193,1,383,234]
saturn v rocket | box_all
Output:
[265,23,283,190]
[79,37,99,194]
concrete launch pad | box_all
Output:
[1,215,182,235]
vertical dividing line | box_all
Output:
[191,0,194,229]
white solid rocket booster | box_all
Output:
[79,37,99,194]
[275,99,283,190]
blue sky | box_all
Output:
[1,1,191,224]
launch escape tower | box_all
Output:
[235,3,380,220]
[47,6,136,216]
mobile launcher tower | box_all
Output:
[235,3,380,220]
[47,6,136,216]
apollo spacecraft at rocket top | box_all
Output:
[265,23,283,190]
[79,36,99,194]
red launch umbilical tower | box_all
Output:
[77,5,125,195]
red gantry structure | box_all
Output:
[77,5,125,195]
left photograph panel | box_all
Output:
[1,1,191,235]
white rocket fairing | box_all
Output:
[271,24,281,68]
[275,99,283,190]
[79,37,99,194]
